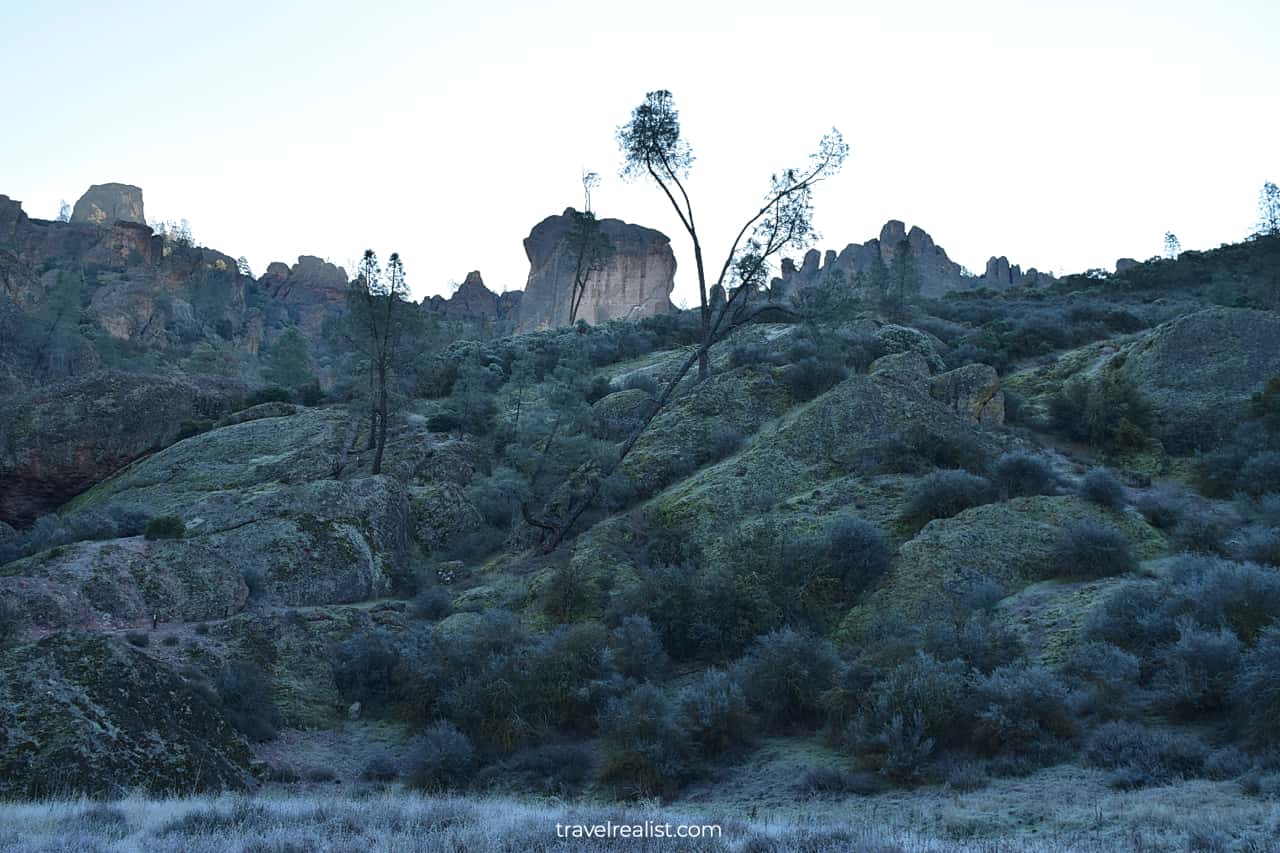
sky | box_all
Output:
[2,0,1277,304]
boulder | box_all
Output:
[70,183,145,226]
[872,324,946,372]
[591,388,654,440]
[1107,307,1280,451]
[930,363,1005,425]
[0,633,252,797]
[1115,258,1139,273]
[869,351,933,385]
[517,208,675,331]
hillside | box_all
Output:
[2,183,1279,850]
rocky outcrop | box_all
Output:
[0,371,244,526]
[423,271,522,335]
[930,363,1005,425]
[258,255,349,338]
[517,208,675,332]
[873,324,947,372]
[1105,307,1280,451]
[776,220,1054,297]
[70,183,145,226]
[1115,258,1139,273]
[983,256,1055,289]
[0,633,253,797]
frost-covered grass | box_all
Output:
[2,777,1279,853]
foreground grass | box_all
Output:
[2,776,1279,853]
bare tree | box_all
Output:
[1258,181,1280,237]
[348,250,411,475]
[527,96,847,550]
[565,171,613,325]
[56,200,71,223]
[1164,231,1181,260]
[618,90,847,380]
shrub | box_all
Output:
[1240,527,1280,566]
[360,754,399,782]
[943,761,990,792]
[900,470,994,530]
[876,425,991,475]
[1049,375,1151,452]
[678,668,753,758]
[992,452,1058,498]
[408,721,477,791]
[609,615,667,681]
[483,743,594,795]
[1171,516,1230,555]
[702,423,743,462]
[1203,746,1254,780]
[1169,555,1280,642]
[215,661,280,742]
[598,683,692,797]
[1136,486,1186,530]
[1241,451,1280,497]
[813,516,891,599]
[1082,721,1208,782]
[1049,520,1135,579]
[1065,642,1141,707]
[1153,622,1242,715]
[729,342,771,368]
[1080,469,1127,510]
[144,515,186,540]
[1233,622,1280,745]
[971,664,1076,756]
[245,386,291,406]
[737,629,840,730]
[850,652,974,773]
[621,372,659,396]
[242,566,267,600]
[331,631,410,711]
[413,587,452,620]
[920,616,1023,675]
[124,630,150,647]
[781,357,847,402]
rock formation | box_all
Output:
[423,271,522,335]
[930,363,1005,425]
[70,183,145,226]
[258,255,350,338]
[775,220,1055,297]
[517,208,675,332]
[1115,258,1139,273]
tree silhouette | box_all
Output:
[1258,181,1280,237]
[347,250,412,475]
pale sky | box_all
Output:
[2,0,1276,303]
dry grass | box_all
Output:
[2,769,1278,853]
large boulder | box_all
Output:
[0,371,244,526]
[1108,307,1280,451]
[70,183,145,226]
[930,363,1005,425]
[0,632,252,797]
[517,208,675,331]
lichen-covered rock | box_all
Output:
[70,183,145,226]
[872,325,946,372]
[408,483,483,555]
[1108,307,1280,451]
[517,208,675,331]
[841,496,1166,639]
[869,351,932,385]
[591,388,654,440]
[930,363,1005,425]
[0,371,245,526]
[0,632,252,797]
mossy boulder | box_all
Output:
[0,632,252,797]
[591,388,654,440]
[840,495,1166,639]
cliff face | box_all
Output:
[516,209,675,332]
[69,183,145,226]
[423,271,522,335]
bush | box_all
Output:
[737,629,840,730]
[1083,721,1208,782]
[1233,622,1280,745]
[1049,375,1151,452]
[1203,746,1254,780]
[482,743,594,795]
[1049,520,1136,579]
[408,721,477,791]
[598,683,692,797]
[814,516,891,599]
[1154,622,1242,715]
[360,754,399,782]
[678,668,753,758]
[245,386,290,406]
[0,598,22,647]
[1240,527,1280,566]
[1080,469,1127,510]
[621,372,659,396]
[144,515,186,540]
[609,615,667,681]
[413,587,452,620]
[971,664,1076,756]
[1168,555,1280,643]
[124,630,150,647]
[781,357,847,402]
[1241,452,1280,497]
[1065,642,1141,708]
[702,423,743,462]
[215,661,280,742]
[1172,516,1230,555]
[943,761,990,792]
[331,631,411,711]
[1136,486,1186,530]
[900,470,994,531]
[992,452,1058,499]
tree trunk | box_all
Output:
[371,362,388,475]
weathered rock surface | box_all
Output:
[70,183,145,226]
[257,255,350,339]
[423,271,522,335]
[0,371,244,526]
[1106,307,1280,451]
[0,632,252,796]
[930,363,1005,425]
[517,208,675,331]
[873,324,947,372]
[591,388,654,440]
